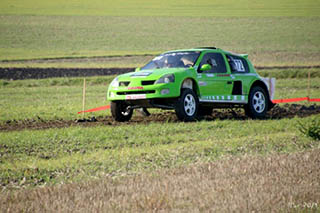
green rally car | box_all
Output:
[107,47,275,121]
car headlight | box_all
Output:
[155,74,175,84]
[110,77,119,87]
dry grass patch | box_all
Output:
[1,149,319,212]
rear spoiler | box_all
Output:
[240,54,248,59]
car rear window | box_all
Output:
[226,55,249,73]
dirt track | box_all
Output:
[0,67,134,80]
[1,104,319,132]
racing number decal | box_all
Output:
[233,59,245,72]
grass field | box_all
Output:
[0,76,113,122]
[1,114,319,189]
[1,149,319,211]
[1,16,320,67]
[0,0,319,63]
[1,0,319,17]
[1,112,320,210]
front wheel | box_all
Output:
[110,101,133,122]
[244,86,269,119]
[175,89,199,121]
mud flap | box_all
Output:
[261,77,276,109]
[261,77,276,100]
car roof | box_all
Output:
[164,47,248,58]
[165,47,218,52]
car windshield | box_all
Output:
[141,51,200,70]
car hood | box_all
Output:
[117,68,189,80]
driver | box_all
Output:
[165,55,185,68]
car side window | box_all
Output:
[226,55,249,73]
[198,53,227,73]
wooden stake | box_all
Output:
[307,71,310,99]
[82,78,86,119]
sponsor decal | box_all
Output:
[125,94,147,100]
[198,81,207,86]
[131,72,153,77]
[199,95,247,104]
[153,55,163,61]
[234,73,257,76]
[128,86,144,90]
[206,74,214,77]
[217,74,230,77]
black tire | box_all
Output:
[198,105,213,116]
[244,86,269,119]
[175,89,199,121]
[110,101,133,122]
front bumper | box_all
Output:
[107,83,180,101]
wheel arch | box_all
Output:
[250,80,269,97]
[180,78,200,97]
[249,80,274,110]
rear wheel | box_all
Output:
[175,89,199,121]
[111,101,133,122]
[244,86,268,119]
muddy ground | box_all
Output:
[1,104,319,132]
[0,67,134,80]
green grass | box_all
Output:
[0,0,319,65]
[274,78,320,99]
[0,73,319,122]
[257,68,320,79]
[0,76,114,122]
[1,0,319,17]
[0,16,319,66]
[1,115,319,189]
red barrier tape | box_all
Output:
[77,97,320,114]
[272,97,308,104]
[272,97,320,104]
[309,98,320,102]
[77,105,110,114]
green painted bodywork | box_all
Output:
[107,48,268,105]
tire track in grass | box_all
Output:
[1,104,320,132]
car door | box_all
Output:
[196,52,233,101]
[226,54,255,97]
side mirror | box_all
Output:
[135,67,141,72]
[199,64,212,72]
